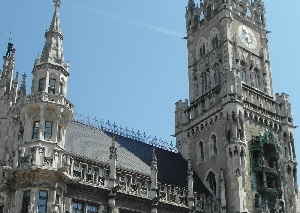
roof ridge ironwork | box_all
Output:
[73,113,178,153]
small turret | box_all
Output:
[175,99,189,130]
[0,43,16,100]
[275,93,292,122]
[185,0,200,32]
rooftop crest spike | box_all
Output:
[53,0,61,8]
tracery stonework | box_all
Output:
[0,1,299,213]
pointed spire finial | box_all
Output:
[19,73,27,94]
[21,73,27,86]
[40,0,65,65]
[53,0,61,8]
[109,135,117,160]
[187,159,193,178]
[151,148,157,171]
[15,71,19,81]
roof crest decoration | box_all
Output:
[73,113,177,153]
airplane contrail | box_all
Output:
[64,1,182,38]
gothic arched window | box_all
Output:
[202,75,208,94]
[212,35,219,49]
[212,134,217,155]
[206,172,216,195]
[240,62,247,83]
[200,43,206,57]
[213,66,221,86]
[199,141,205,162]
[253,68,260,89]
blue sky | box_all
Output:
[0,1,299,177]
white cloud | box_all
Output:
[64,1,182,38]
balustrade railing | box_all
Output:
[26,92,74,112]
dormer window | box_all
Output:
[48,78,56,94]
[39,78,46,92]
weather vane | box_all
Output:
[6,31,12,43]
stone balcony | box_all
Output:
[26,92,74,112]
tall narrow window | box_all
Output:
[202,75,208,94]
[214,70,218,86]
[206,172,216,195]
[48,78,56,94]
[212,35,219,49]
[32,121,40,139]
[87,205,98,213]
[253,69,260,89]
[0,205,3,213]
[206,5,212,19]
[21,191,31,213]
[57,126,62,142]
[44,121,53,140]
[39,78,46,92]
[213,68,220,86]
[212,134,217,155]
[200,43,206,58]
[38,191,48,213]
[72,202,83,213]
[73,163,81,178]
[200,141,204,161]
[59,82,63,95]
[240,68,246,83]
[227,130,231,142]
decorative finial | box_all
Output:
[15,71,19,81]
[53,0,61,8]
[187,159,193,178]
[6,31,12,43]
[109,135,117,160]
[151,148,157,171]
[21,73,27,85]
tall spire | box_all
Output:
[40,0,65,65]
[50,0,62,32]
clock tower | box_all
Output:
[175,0,298,212]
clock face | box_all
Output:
[238,25,257,49]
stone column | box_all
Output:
[64,197,72,213]
[187,159,194,208]
[12,150,19,168]
[38,105,45,141]
[263,172,267,187]
[30,186,39,213]
[13,189,23,212]
[219,169,227,212]
[70,157,74,177]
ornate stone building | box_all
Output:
[0,0,299,213]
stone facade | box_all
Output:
[175,0,299,212]
[0,0,299,213]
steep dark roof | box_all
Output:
[65,121,209,194]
